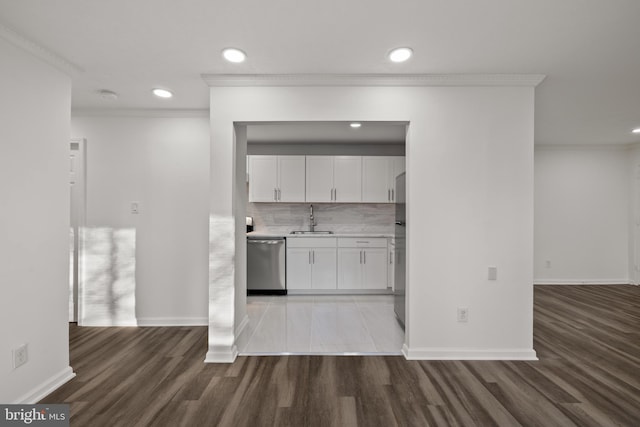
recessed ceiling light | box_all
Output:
[350,123,362,128]
[632,128,640,134]
[152,88,173,98]
[98,89,118,100]
[388,47,413,63]
[222,48,247,63]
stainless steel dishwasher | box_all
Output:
[247,236,286,295]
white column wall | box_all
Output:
[207,85,536,361]
[0,37,74,403]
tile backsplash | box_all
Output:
[247,203,395,234]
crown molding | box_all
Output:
[535,143,632,151]
[0,22,83,76]
[202,73,546,88]
[71,108,209,118]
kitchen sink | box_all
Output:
[289,230,333,235]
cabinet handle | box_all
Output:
[359,250,362,264]
[274,188,278,201]
[364,251,366,264]
[388,189,391,202]
[391,189,394,201]
[333,188,337,201]
[309,251,312,264]
[312,250,315,264]
[278,188,281,201]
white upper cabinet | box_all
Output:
[277,156,306,202]
[305,156,334,202]
[362,157,392,203]
[306,156,362,203]
[333,156,362,202]
[362,156,405,203]
[248,155,305,202]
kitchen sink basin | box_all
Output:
[289,230,333,235]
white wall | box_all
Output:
[534,147,629,284]
[0,38,74,403]
[71,114,210,326]
[207,84,537,361]
[629,145,640,284]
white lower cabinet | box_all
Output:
[288,236,389,292]
[287,238,337,290]
[337,238,388,290]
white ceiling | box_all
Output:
[1,0,639,145]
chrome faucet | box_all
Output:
[309,204,315,232]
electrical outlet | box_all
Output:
[12,344,28,369]
[131,201,140,215]
[457,307,469,323]
[545,260,551,269]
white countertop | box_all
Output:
[247,231,393,238]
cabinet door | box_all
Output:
[362,157,391,203]
[389,156,406,202]
[278,156,306,202]
[249,156,278,202]
[362,248,389,289]
[334,156,362,202]
[306,156,333,202]
[286,248,312,289]
[337,248,363,289]
[311,248,337,289]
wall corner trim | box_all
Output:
[0,23,83,75]
[201,73,546,88]
[12,366,76,404]
[205,346,239,364]
[402,347,538,361]
[235,314,250,337]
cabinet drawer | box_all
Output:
[287,237,337,248]
[337,237,387,248]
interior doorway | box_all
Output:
[239,121,407,355]
[69,138,86,323]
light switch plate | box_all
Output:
[488,266,497,281]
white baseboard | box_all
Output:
[402,345,538,361]
[534,279,630,285]
[287,289,393,295]
[137,317,208,327]
[205,345,238,363]
[79,319,138,327]
[13,366,76,404]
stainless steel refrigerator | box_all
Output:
[394,172,406,328]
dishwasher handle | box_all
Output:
[247,239,285,245]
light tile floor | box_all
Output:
[236,295,405,355]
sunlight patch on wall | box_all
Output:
[208,215,235,349]
[82,227,137,326]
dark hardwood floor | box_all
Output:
[42,285,640,426]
